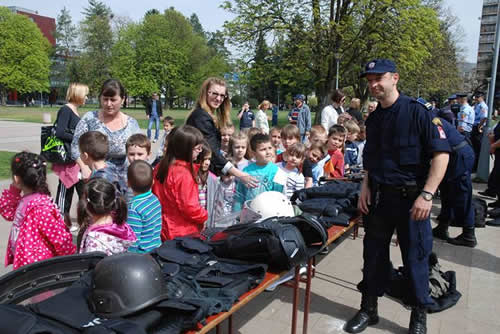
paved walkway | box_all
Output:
[0,121,499,333]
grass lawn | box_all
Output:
[0,105,295,128]
[0,151,16,180]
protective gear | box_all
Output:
[409,306,427,334]
[240,191,294,224]
[344,295,379,333]
[293,94,305,101]
[89,253,169,318]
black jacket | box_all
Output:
[145,98,163,117]
[186,107,228,175]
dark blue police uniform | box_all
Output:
[362,95,451,307]
[487,124,500,198]
[435,118,474,229]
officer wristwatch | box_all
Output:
[420,190,434,201]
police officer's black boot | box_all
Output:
[432,220,449,240]
[344,295,378,333]
[408,306,427,334]
[448,227,477,247]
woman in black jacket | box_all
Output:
[52,83,88,229]
[186,77,255,186]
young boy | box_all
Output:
[220,124,235,157]
[343,120,361,171]
[155,116,175,165]
[323,125,346,178]
[127,160,162,253]
[79,131,127,196]
[308,125,328,147]
[279,143,306,199]
[354,121,366,167]
[126,133,152,163]
[270,127,283,155]
[277,124,301,163]
[303,143,328,188]
[233,133,286,212]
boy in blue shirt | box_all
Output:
[233,133,286,212]
[127,160,162,253]
[343,120,361,172]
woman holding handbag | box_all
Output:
[52,83,88,231]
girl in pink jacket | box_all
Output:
[0,152,75,270]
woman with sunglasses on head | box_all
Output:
[186,77,256,187]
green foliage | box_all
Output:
[54,7,78,58]
[0,7,51,104]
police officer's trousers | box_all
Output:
[362,189,433,307]
[487,150,500,198]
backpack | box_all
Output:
[472,197,487,228]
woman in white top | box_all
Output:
[255,100,271,134]
[321,89,345,132]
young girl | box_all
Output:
[229,132,249,170]
[196,143,218,228]
[212,159,237,228]
[255,100,271,134]
[220,124,235,157]
[77,178,136,255]
[152,125,208,240]
[0,152,75,270]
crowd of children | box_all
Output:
[0,98,367,271]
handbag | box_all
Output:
[40,114,72,163]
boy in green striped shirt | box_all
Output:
[127,160,162,253]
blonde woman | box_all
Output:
[255,100,271,134]
[52,83,88,228]
[186,77,256,187]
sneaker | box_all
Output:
[153,139,158,143]
[70,225,79,233]
[488,201,500,208]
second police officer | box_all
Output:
[344,59,450,334]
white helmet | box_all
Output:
[240,191,295,224]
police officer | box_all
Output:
[415,101,477,247]
[456,93,475,139]
[344,59,450,334]
[437,94,457,125]
[471,92,488,172]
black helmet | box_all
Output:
[89,253,169,318]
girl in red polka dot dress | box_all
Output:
[0,152,76,270]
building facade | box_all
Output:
[477,0,500,94]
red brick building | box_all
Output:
[8,6,56,46]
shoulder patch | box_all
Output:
[432,117,442,126]
[416,98,433,111]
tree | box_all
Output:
[189,13,205,37]
[78,0,113,94]
[0,7,51,105]
[54,7,77,58]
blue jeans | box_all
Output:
[147,112,160,140]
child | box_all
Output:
[255,100,271,134]
[126,133,152,163]
[245,127,262,161]
[303,143,328,188]
[343,120,361,171]
[323,125,346,178]
[127,160,162,253]
[0,152,75,270]
[152,125,208,240]
[233,133,286,212]
[308,125,328,147]
[277,124,301,163]
[229,132,249,170]
[279,143,306,199]
[354,121,366,167]
[270,127,284,155]
[220,123,235,157]
[154,116,175,166]
[79,131,127,196]
[211,158,238,228]
[77,178,136,255]
[196,143,218,227]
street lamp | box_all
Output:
[334,52,341,90]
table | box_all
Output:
[188,217,360,334]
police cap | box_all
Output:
[447,94,457,100]
[474,91,485,98]
[360,59,397,78]
[455,93,468,98]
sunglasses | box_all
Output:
[208,91,227,99]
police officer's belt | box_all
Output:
[379,184,418,194]
[451,140,467,152]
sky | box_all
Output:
[1,0,482,63]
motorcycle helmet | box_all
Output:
[240,191,295,224]
[89,253,169,318]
